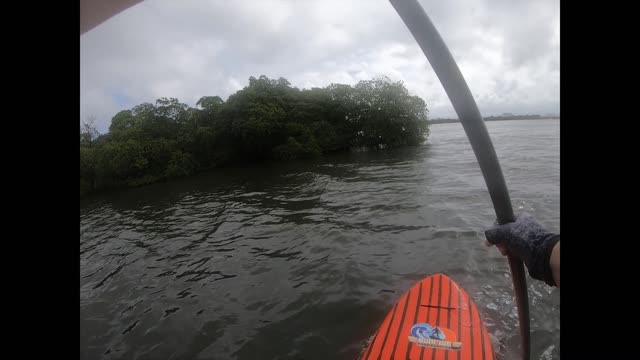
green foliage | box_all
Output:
[80,76,430,195]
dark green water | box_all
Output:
[80,119,560,360]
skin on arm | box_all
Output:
[549,242,559,288]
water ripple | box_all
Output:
[80,120,559,360]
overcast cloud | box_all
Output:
[81,0,559,133]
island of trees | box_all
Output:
[80,76,430,196]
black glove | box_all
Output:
[485,213,559,286]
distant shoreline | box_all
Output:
[429,116,560,125]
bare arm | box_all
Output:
[550,242,560,288]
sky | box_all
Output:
[80,0,560,133]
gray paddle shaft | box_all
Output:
[388,0,530,359]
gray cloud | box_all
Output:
[81,0,559,132]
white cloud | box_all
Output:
[81,0,560,132]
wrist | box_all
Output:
[549,241,560,287]
[541,235,560,287]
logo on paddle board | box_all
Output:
[408,323,462,350]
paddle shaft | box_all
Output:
[388,1,530,359]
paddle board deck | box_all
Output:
[360,273,495,360]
